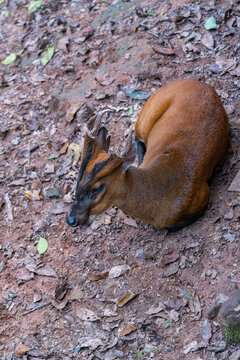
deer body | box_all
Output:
[67,79,228,229]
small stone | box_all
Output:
[63,193,73,203]
[183,341,198,354]
[32,219,44,232]
[223,232,235,242]
[29,171,38,179]
[104,215,112,225]
[11,136,21,145]
[179,256,187,269]
[229,350,240,360]
[228,170,240,192]
[85,90,92,98]
[18,149,30,158]
[219,289,240,341]
[224,105,235,116]
[45,163,55,174]
[206,269,212,277]
[216,293,229,304]
[33,293,42,302]
[95,92,107,100]
[169,309,179,322]
[207,340,227,352]
[82,26,94,37]
[202,319,212,345]
[224,207,234,220]
[200,272,206,281]
[117,91,126,102]
[164,262,179,277]
[209,65,221,74]
[91,220,101,231]
[230,117,240,127]
[211,269,218,279]
[109,265,130,278]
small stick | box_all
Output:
[4,193,13,221]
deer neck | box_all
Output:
[113,166,174,226]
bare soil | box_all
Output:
[0,0,239,359]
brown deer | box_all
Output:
[67,79,228,230]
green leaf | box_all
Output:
[45,188,62,198]
[49,153,59,159]
[37,237,48,254]
[4,9,9,17]
[163,319,173,328]
[205,16,217,30]
[41,46,55,66]
[28,0,42,13]
[128,105,134,116]
[0,0,4,6]
[146,13,157,17]
[127,91,150,100]
[16,49,24,56]
[136,351,143,359]
[69,288,84,300]
[1,53,17,65]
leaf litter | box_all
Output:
[1,0,240,359]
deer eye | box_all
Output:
[89,184,105,200]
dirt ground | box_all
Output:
[0,0,240,359]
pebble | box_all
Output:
[45,164,55,174]
[224,207,234,220]
[11,136,21,145]
[223,232,235,242]
[164,262,179,277]
[91,220,101,231]
[229,350,240,360]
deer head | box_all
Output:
[67,127,136,228]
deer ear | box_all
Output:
[122,143,136,173]
[97,127,111,152]
[95,156,123,180]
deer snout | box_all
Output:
[67,216,80,227]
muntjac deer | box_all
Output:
[67,79,228,230]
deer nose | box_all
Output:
[67,216,79,227]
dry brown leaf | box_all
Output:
[89,271,109,281]
[201,31,214,49]
[54,279,69,300]
[146,302,165,315]
[67,142,81,166]
[52,298,68,310]
[24,190,43,201]
[77,307,100,321]
[34,264,58,277]
[14,344,31,357]
[119,324,136,337]
[228,170,240,192]
[69,287,84,300]
[123,217,138,228]
[152,46,175,55]
[59,142,69,155]
[95,73,114,86]
[57,36,69,53]
[66,102,83,122]
[117,293,138,308]
[162,250,180,266]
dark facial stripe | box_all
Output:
[76,138,93,197]
[89,157,111,180]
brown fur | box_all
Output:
[70,79,229,228]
